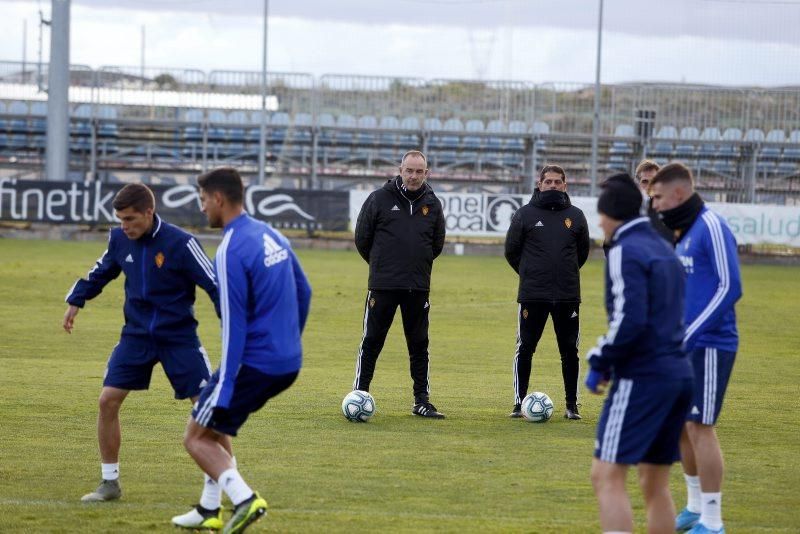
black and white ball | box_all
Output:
[521,391,554,423]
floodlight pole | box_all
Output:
[45,0,70,181]
[589,0,604,196]
[257,0,269,185]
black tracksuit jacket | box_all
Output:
[354,177,446,291]
[504,190,590,303]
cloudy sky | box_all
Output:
[2,0,799,86]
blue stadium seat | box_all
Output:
[463,135,483,149]
[486,120,506,133]
[744,128,765,143]
[761,129,785,159]
[610,124,635,159]
[676,127,700,157]
[356,115,378,145]
[443,118,464,131]
[8,101,29,134]
[652,126,678,156]
[718,128,742,157]
[508,121,527,134]
[424,118,442,131]
[271,112,290,127]
[531,121,549,152]
[228,111,249,124]
[433,150,457,166]
[699,128,721,156]
[400,116,421,130]
[317,113,335,127]
[777,162,797,175]
[784,130,800,161]
[294,113,313,127]
[465,119,484,133]
[0,133,7,148]
[334,114,355,145]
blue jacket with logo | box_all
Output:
[209,213,311,409]
[587,217,693,379]
[676,206,742,352]
[65,214,220,345]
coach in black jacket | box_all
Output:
[352,150,447,418]
[505,164,590,420]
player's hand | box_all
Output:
[63,305,80,334]
[585,369,609,395]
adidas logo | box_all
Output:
[263,233,289,267]
[691,406,700,415]
[391,205,400,211]
[424,301,430,309]
[199,379,208,389]
[535,221,544,227]
[570,311,578,318]
[125,254,134,263]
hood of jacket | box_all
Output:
[530,189,572,211]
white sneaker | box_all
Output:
[171,505,224,530]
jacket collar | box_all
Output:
[224,211,249,232]
[611,216,649,242]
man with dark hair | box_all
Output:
[635,159,674,243]
[585,173,693,534]
[651,163,742,534]
[352,150,447,418]
[504,164,590,419]
[178,167,311,534]
[63,183,222,514]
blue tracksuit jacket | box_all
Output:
[587,217,692,379]
[676,206,742,353]
[210,213,311,409]
[65,214,220,345]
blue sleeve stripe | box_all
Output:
[196,229,233,421]
[605,245,626,343]
[186,238,216,284]
[685,212,731,341]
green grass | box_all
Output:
[0,239,799,533]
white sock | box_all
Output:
[700,492,723,530]
[684,474,701,513]
[218,468,253,506]
[101,463,119,481]
[199,473,221,510]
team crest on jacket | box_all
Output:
[564,218,572,229]
[522,308,528,319]
[422,205,429,216]
[155,252,165,268]
[369,297,376,308]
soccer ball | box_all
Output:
[521,392,554,423]
[341,390,376,422]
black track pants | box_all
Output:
[512,301,580,405]
[353,290,431,403]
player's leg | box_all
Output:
[83,338,156,502]
[162,343,230,529]
[677,428,701,531]
[683,347,735,533]
[512,302,550,416]
[353,290,399,393]
[638,463,675,534]
[400,291,444,418]
[182,367,297,533]
[591,459,634,533]
[552,302,581,419]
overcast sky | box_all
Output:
[2,0,799,86]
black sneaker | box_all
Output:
[412,402,446,419]
[565,403,582,420]
[509,404,523,418]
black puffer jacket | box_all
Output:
[505,189,590,303]
[355,177,446,291]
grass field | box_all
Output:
[1,238,799,533]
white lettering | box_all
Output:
[46,190,67,221]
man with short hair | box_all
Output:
[178,166,311,534]
[353,150,447,418]
[585,173,693,534]
[651,163,742,534]
[63,183,221,509]
[504,164,590,419]
[635,159,674,243]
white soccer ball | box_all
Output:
[521,391,554,423]
[341,390,376,422]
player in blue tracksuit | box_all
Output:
[178,167,311,534]
[651,163,742,534]
[584,174,693,534]
[62,183,220,504]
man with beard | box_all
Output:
[504,165,591,420]
[651,163,742,534]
